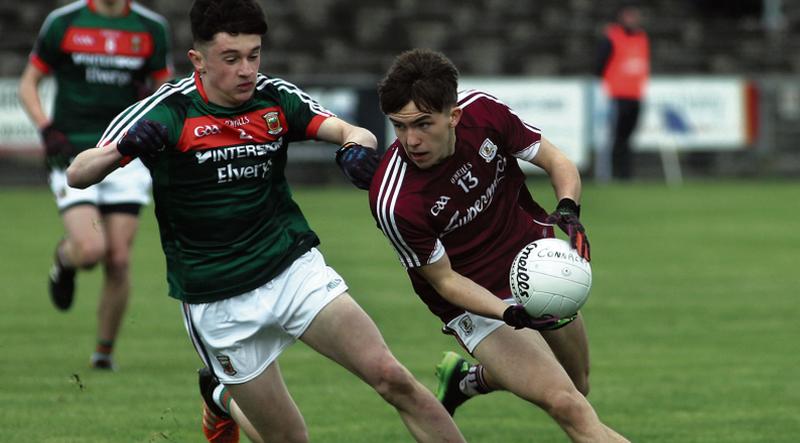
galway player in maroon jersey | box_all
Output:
[369,49,628,442]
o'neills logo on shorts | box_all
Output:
[326,278,342,291]
[458,316,474,336]
[216,355,237,376]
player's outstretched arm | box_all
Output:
[317,116,380,189]
[531,137,591,260]
[530,137,581,203]
[68,119,167,189]
[316,116,377,148]
[418,253,510,320]
[66,145,124,189]
[419,254,570,330]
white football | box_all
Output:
[508,238,592,318]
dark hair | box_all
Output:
[378,49,459,115]
[190,0,268,44]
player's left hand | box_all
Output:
[336,143,380,190]
[503,305,574,331]
[546,198,591,261]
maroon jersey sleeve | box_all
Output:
[457,89,542,161]
[369,147,445,269]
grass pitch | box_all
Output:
[0,179,798,442]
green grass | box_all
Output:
[1,179,798,442]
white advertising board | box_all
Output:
[460,77,590,171]
[593,77,751,152]
[636,77,750,151]
[0,78,53,150]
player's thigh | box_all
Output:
[61,204,106,252]
[541,312,590,384]
[300,293,395,381]
[473,326,576,404]
[225,361,306,438]
[100,209,141,261]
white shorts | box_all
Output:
[443,298,514,354]
[49,159,151,211]
[182,248,348,384]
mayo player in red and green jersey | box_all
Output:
[18,0,173,370]
[67,1,465,442]
[371,49,629,443]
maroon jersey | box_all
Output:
[369,90,555,323]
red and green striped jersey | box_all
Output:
[99,72,335,303]
[30,0,173,158]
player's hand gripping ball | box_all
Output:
[546,198,590,261]
[509,238,592,320]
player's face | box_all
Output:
[190,33,261,108]
[388,100,461,169]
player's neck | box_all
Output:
[92,0,129,17]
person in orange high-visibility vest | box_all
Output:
[596,3,649,180]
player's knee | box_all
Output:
[540,389,589,425]
[103,249,131,278]
[70,239,105,269]
[370,356,415,401]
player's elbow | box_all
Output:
[66,164,90,189]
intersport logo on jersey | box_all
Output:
[178,109,290,184]
[193,141,282,184]
[194,141,282,164]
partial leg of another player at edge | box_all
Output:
[51,204,140,370]
[436,313,628,442]
[198,293,465,443]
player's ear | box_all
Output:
[188,48,206,75]
[449,106,463,128]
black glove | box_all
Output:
[546,198,591,261]
[117,119,168,158]
[502,305,577,331]
[335,143,380,190]
[40,125,74,158]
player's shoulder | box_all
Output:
[458,89,505,108]
[456,89,511,126]
[255,74,333,118]
[130,2,170,28]
[255,73,304,95]
[254,74,303,102]
[98,73,196,146]
[39,0,85,32]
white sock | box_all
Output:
[212,384,228,414]
[458,364,491,397]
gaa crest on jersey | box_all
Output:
[216,355,238,376]
[479,138,498,162]
[263,111,283,135]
